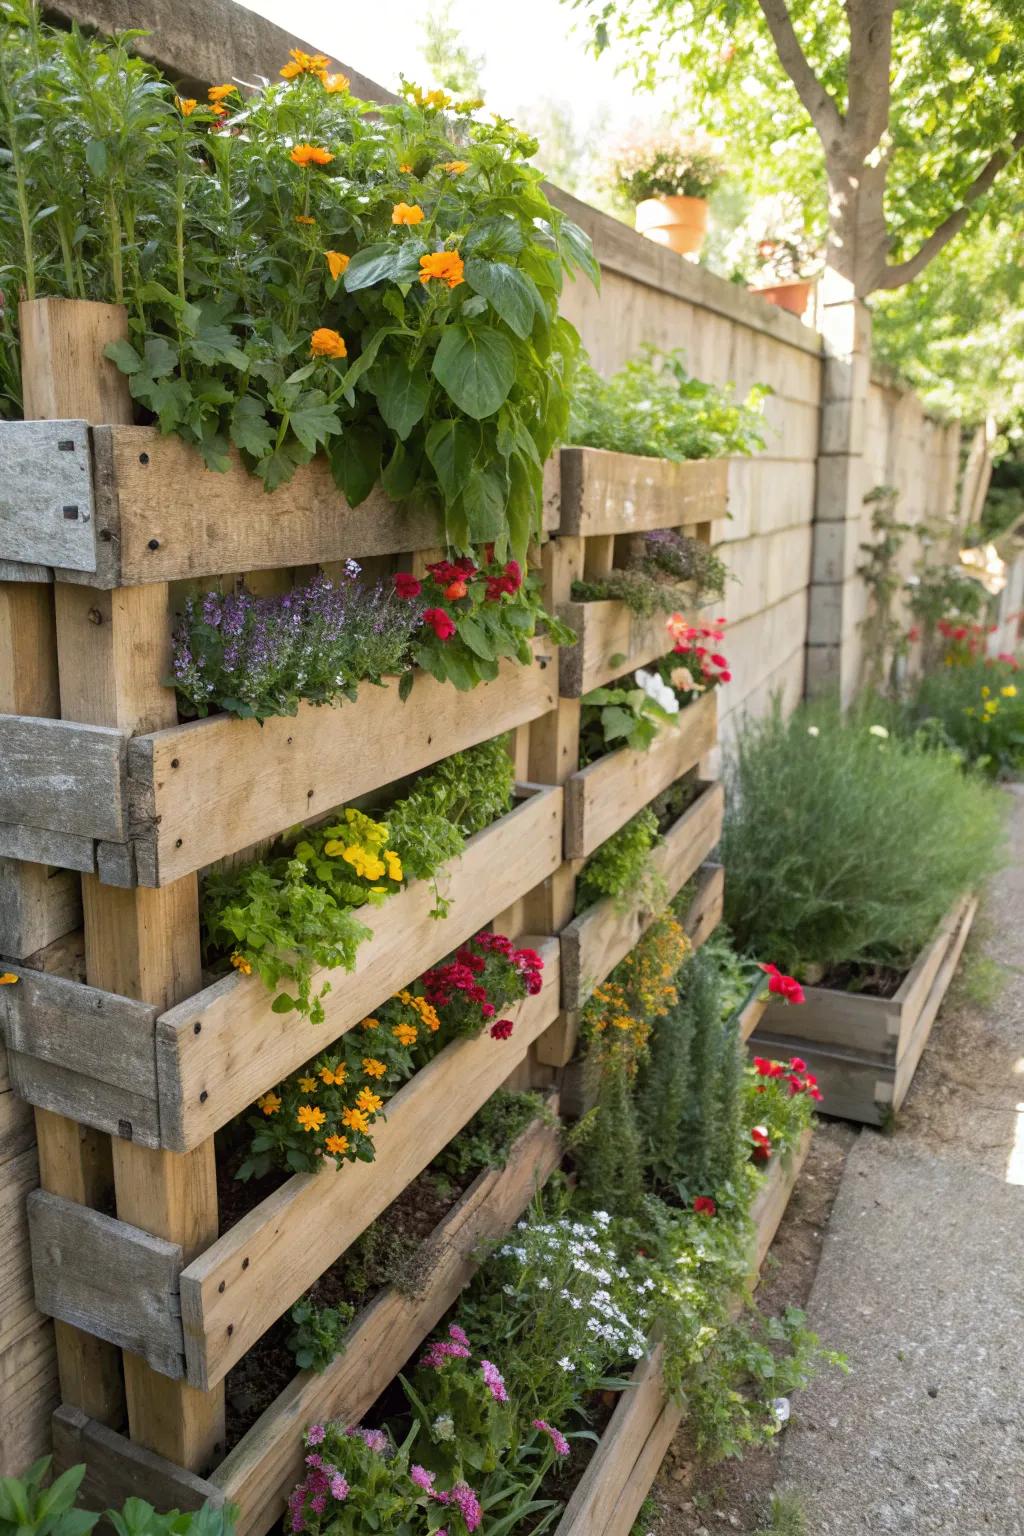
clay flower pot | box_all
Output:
[749,277,815,317]
[635,195,709,256]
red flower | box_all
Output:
[751,1126,772,1162]
[490,1019,514,1040]
[423,607,456,641]
[425,560,464,586]
[710,653,727,668]
[759,962,805,1005]
[752,1056,772,1075]
[719,670,732,683]
[394,571,422,599]
[789,1056,807,1072]
[445,579,468,601]
[693,1196,717,1216]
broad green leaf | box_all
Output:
[140,336,178,379]
[464,259,541,340]
[230,396,276,458]
[424,418,475,502]
[343,241,422,292]
[432,325,515,420]
[381,439,421,499]
[328,422,383,506]
[104,338,142,375]
[84,138,107,177]
[371,354,431,439]
[463,216,524,258]
[457,614,496,661]
[460,466,506,542]
[558,217,601,288]
[288,396,340,453]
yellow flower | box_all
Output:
[208,84,237,103]
[355,1087,384,1115]
[0,971,19,986]
[398,162,414,173]
[281,48,331,81]
[310,327,348,359]
[291,143,334,168]
[363,1057,387,1078]
[320,1062,345,1086]
[325,1133,349,1155]
[423,88,451,109]
[393,1021,418,1046]
[456,96,484,112]
[361,1016,380,1030]
[325,250,350,281]
[342,1107,371,1134]
[410,995,440,1032]
[298,1075,318,1093]
[230,951,253,976]
[981,685,990,699]
[258,1091,282,1116]
[297,1103,326,1133]
[1002,684,1018,698]
[323,72,350,93]
[392,202,425,225]
[295,215,317,226]
[340,844,385,880]
[385,850,403,882]
[174,96,198,116]
[442,160,469,175]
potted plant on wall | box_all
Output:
[748,233,822,315]
[609,137,724,257]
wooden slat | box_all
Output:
[213,1111,563,1536]
[0,420,96,573]
[681,862,724,951]
[559,448,728,538]
[565,691,716,860]
[758,984,897,1060]
[28,1191,185,1377]
[0,824,99,874]
[0,1146,45,1357]
[891,896,976,1110]
[0,1319,59,1476]
[602,1397,683,1536]
[0,715,128,840]
[736,987,770,1044]
[51,1405,222,1513]
[156,785,562,1151]
[558,600,687,699]
[179,941,559,1390]
[129,647,557,887]
[748,1034,888,1125]
[562,782,724,1010]
[0,858,81,959]
[748,1127,812,1275]
[893,892,974,1037]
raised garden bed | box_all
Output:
[751,893,977,1124]
[0,785,562,1151]
[553,1128,812,1536]
[51,1110,562,1533]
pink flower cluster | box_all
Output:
[481,1359,509,1403]
[286,1444,350,1531]
[420,1321,473,1369]
[532,1418,570,1456]
[422,932,544,1043]
[407,1463,482,1532]
[666,615,732,686]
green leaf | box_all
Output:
[424,418,476,502]
[558,217,601,288]
[381,439,421,500]
[104,338,142,375]
[271,992,296,1013]
[371,354,431,439]
[85,139,107,177]
[140,336,178,379]
[457,614,496,661]
[432,325,515,420]
[460,466,506,542]
[328,422,383,506]
[343,241,422,292]
[398,669,415,702]
[288,395,340,453]
[230,396,276,459]
[464,259,541,340]
[463,216,524,259]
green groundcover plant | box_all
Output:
[722,700,1005,980]
[0,1461,232,1536]
[571,528,731,617]
[0,7,599,557]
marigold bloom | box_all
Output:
[310,327,348,359]
[174,96,198,116]
[398,162,414,173]
[295,215,317,226]
[281,48,330,80]
[291,143,334,168]
[297,1104,326,1133]
[341,1107,371,1134]
[298,1075,318,1093]
[208,84,236,103]
[392,201,425,225]
[230,951,253,976]
[362,1057,387,1078]
[323,72,350,93]
[1003,684,1018,698]
[355,1088,384,1114]
[325,250,350,280]
[320,1062,345,1085]
[324,1133,349,1155]
[442,160,469,174]
[393,1021,418,1046]
[258,1091,282,1116]
[361,1016,380,1030]
[419,250,465,289]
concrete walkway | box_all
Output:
[779,786,1024,1535]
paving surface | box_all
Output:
[779,785,1024,1535]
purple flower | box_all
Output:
[307,1425,326,1445]
[420,1339,472,1369]
[532,1418,570,1457]
[346,1425,388,1454]
[304,1454,323,1468]
[329,1473,348,1501]
[410,1465,435,1491]
[449,1482,482,1532]
[480,1359,508,1403]
[448,1323,470,1349]
[309,1494,326,1516]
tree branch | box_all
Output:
[877,131,1024,289]
[755,0,845,152]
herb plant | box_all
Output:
[0,1460,233,1536]
[0,12,600,557]
[431,1090,556,1187]
[287,1296,355,1374]
[575,806,662,915]
[571,528,730,617]
[568,348,767,463]
[578,676,676,764]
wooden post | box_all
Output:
[22,298,225,1471]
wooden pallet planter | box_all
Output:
[558,448,727,539]
[555,1128,812,1536]
[681,862,725,951]
[565,692,717,861]
[0,785,562,1152]
[736,981,771,1044]
[0,647,556,886]
[558,601,688,699]
[50,1111,563,1530]
[561,781,724,1012]
[751,893,977,1125]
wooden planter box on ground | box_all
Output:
[51,1111,563,1532]
[558,448,727,539]
[26,940,560,1394]
[565,691,717,861]
[751,894,977,1125]
[555,1128,812,1536]
[561,782,723,1011]
[736,982,770,1044]
[0,648,556,887]
[1,786,562,1152]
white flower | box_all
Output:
[869,724,889,739]
[806,725,819,737]
[558,1356,573,1371]
[537,1276,550,1290]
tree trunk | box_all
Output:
[826,153,890,297]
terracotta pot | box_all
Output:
[749,277,815,316]
[635,195,709,256]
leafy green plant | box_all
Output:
[857,485,912,692]
[753,1491,809,1536]
[431,1090,556,1188]
[0,11,598,558]
[722,700,1006,979]
[579,676,676,764]
[907,658,1024,780]
[0,1461,234,1536]
[575,806,662,914]
[568,348,767,463]
[572,528,731,617]
[607,137,724,203]
[287,1296,356,1373]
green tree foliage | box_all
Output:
[419,1,484,95]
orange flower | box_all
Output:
[325,250,350,281]
[297,1104,326,1133]
[325,1133,349,1155]
[320,1062,346,1085]
[398,162,414,173]
[230,951,252,976]
[341,1107,371,1134]
[208,84,237,103]
[362,1057,387,1078]
[419,250,464,289]
[298,1075,318,1093]
[393,1021,418,1046]
[392,202,425,225]
[258,1091,281,1116]
[442,160,469,175]
[281,48,330,81]
[291,143,334,168]
[323,72,350,93]
[311,327,348,359]
[174,96,198,116]
[295,215,316,226]
[361,1016,380,1030]
[410,995,440,1032]
[355,1088,384,1115]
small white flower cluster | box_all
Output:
[635,667,679,715]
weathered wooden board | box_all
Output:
[681,861,724,951]
[565,690,716,860]
[602,1395,682,1536]
[179,941,559,1390]
[129,647,556,886]
[748,1127,812,1275]
[156,785,562,1150]
[562,781,724,1010]
[0,1147,45,1359]
[736,987,770,1044]
[559,448,728,538]
[0,823,99,874]
[891,896,975,1106]
[558,599,696,698]
[0,420,96,572]
[51,1405,222,1513]
[28,1191,185,1377]
[0,859,81,959]
[213,1111,562,1536]
[0,1318,59,1476]
[0,715,128,839]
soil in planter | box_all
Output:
[815,960,905,1000]
[651,773,701,836]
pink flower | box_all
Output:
[307,1424,326,1445]
[449,1323,470,1348]
[410,1465,436,1491]
[329,1474,349,1501]
[481,1359,509,1402]
[449,1483,482,1532]
[532,1418,570,1456]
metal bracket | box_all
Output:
[0,419,96,572]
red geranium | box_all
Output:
[393,571,422,599]
[751,1125,772,1162]
[693,1196,717,1216]
[759,962,805,1006]
[423,607,456,641]
[490,1019,514,1040]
